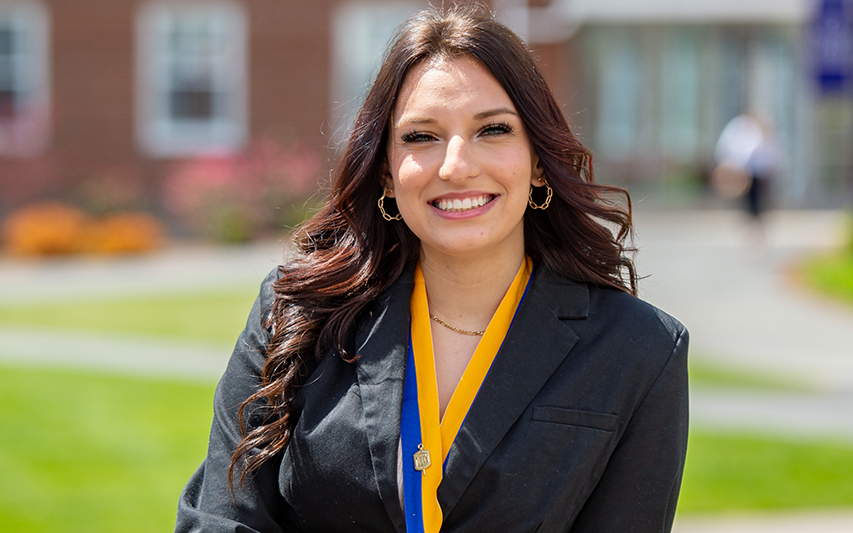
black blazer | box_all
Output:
[176,265,689,533]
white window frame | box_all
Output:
[0,0,50,157]
[330,1,422,144]
[135,0,248,157]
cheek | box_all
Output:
[488,146,534,175]
[506,158,537,192]
[394,158,432,193]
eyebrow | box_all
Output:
[473,107,518,120]
[395,107,519,127]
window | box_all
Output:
[0,1,50,157]
[136,1,247,157]
[330,1,422,144]
[660,31,700,160]
[594,29,641,159]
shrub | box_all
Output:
[1,202,89,255]
[160,138,322,242]
[1,202,166,256]
[81,213,166,253]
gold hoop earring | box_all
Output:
[528,177,553,210]
[378,188,402,221]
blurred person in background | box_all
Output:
[714,112,781,247]
[175,5,689,533]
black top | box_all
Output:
[176,265,689,533]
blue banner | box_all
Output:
[813,0,853,94]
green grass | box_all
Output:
[800,253,853,307]
[0,286,258,347]
[2,362,853,531]
[679,431,853,513]
[2,285,852,526]
[0,364,215,533]
[688,359,813,393]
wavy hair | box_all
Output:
[229,3,636,484]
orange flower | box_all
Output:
[1,202,167,256]
[1,202,88,255]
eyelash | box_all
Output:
[400,131,434,143]
[400,122,514,143]
[480,122,514,136]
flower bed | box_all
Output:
[1,202,166,256]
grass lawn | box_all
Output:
[800,252,853,307]
[2,286,853,529]
[0,364,214,533]
[3,363,853,532]
[679,431,853,513]
[688,358,813,392]
[0,286,258,347]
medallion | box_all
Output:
[413,443,431,474]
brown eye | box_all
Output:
[401,131,436,143]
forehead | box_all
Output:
[392,56,515,121]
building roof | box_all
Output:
[557,0,809,24]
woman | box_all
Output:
[176,5,688,533]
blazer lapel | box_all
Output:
[353,268,415,533]
[437,268,589,518]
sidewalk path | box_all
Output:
[0,238,287,304]
[0,326,228,382]
[672,510,853,533]
[631,209,853,447]
[633,209,853,392]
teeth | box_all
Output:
[434,195,493,212]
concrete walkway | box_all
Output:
[0,326,229,382]
[0,238,288,304]
[633,209,853,393]
[633,209,853,444]
[672,510,853,533]
[2,208,853,532]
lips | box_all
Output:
[432,194,495,213]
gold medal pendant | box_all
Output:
[413,443,431,475]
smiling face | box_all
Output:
[385,55,542,265]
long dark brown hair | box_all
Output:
[229,3,636,484]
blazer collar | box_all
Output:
[353,265,588,531]
[436,267,585,519]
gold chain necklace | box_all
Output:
[429,312,485,336]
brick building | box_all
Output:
[2,0,849,216]
[1,0,577,215]
[0,0,345,212]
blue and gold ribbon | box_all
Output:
[401,258,533,533]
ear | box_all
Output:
[530,152,545,187]
[381,159,396,197]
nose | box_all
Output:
[438,135,479,181]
